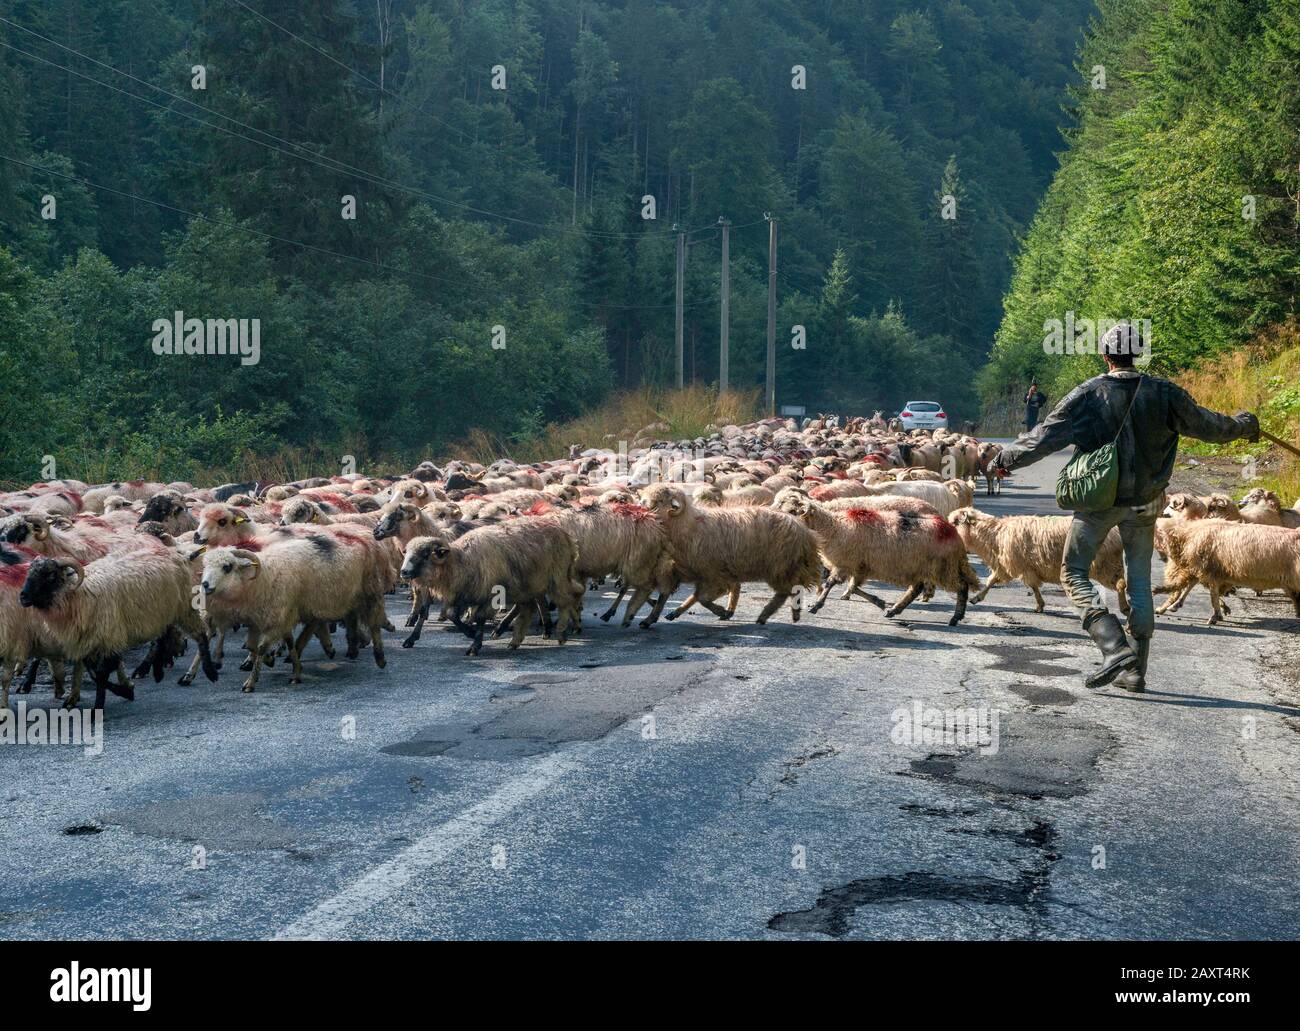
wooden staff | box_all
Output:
[1261,429,1300,459]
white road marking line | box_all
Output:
[272,751,580,940]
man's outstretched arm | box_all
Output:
[1169,384,1259,444]
[997,388,1079,472]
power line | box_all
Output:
[3,154,714,312]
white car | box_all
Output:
[898,401,947,431]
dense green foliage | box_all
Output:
[984,0,1300,406]
[0,0,1092,483]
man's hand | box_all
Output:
[1234,411,1260,443]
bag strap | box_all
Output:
[1111,375,1143,444]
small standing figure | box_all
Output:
[1024,380,1048,431]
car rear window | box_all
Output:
[907,402,941,412]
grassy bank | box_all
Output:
[456,386,761,464]
[1174,323,1300,503]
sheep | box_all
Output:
[775,492,979,625]
[17,546,218,708]
[399,518,584,654]
[640,484,820,624]
[548,501,676,627]
[1163,492,1208,519]
[279,496,379,528]
[1160,521,1300,625]
[1239,489,1300,529]
[1203,494,1242,521]
[80,480,169,513]
[948,507,1129,614]
[0,543,68,708]
[136,491,198,535]
[824,479,961,517]
[197,538,389,690]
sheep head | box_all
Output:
[401,535,452,580]
[1163,493,1207,519]
[642,484,689,522]
[19,556,84,609]
[195,503,253,545]
[200,547,261,598]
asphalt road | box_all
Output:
[3,449,1299,940]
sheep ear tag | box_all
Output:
[234,515,248,524]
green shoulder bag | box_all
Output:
[1056,376,1143,512]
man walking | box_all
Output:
[1024,380,1047,431]
[995,324,1259,692]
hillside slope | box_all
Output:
[982,0,1300,406]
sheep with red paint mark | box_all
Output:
[774,491,979,625]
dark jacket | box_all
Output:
[1024,390,1047,427]
[998,370,1257,506]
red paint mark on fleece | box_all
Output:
[611,502,652,522]
[860,454,887,465]
[931,515,958,542]
[0,562,30,587]
[522,501,554,516]
[809,485,842,501]
[75,514,113,530]
[844,508,883,525]
[309,492,357,513]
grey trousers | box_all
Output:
[1061,499,1161,640]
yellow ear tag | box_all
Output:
[234,515,248,524]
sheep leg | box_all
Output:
[1021,576,1045,614]
[972,568,1007,603]
[1207,586,1225,627]
[849,586,890,610]
[468,617,489,656]
[619,586,653,627]
[114,661,137,700]
[0,661,13,710]
[949,582,970,626]
[242,635,264,692]
[1116,579,1130,616]
[132,641,158,679]
[666,592,699,621]
[725,585,741,616]
[63,660,83,710]
[491,604,522,639]
[885,583,925,618]
[600,584,629,622]
[811,574,842,616]
[314,622,335,659]
[1292,592,1300,618]
[639,592,671,629]
[347,613,367,655]
[18,657,40,693]
[756,592,790,624]
[368,605,387,668]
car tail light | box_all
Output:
[937,411,946,418]
[901,411,912,418]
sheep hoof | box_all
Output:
[401,637,417,649]
[62,697,79,711]
[383,621,396,632]
[948,614,963,627]
[242,682,255,693]
[178,673,194,686]
[374,654,386,669]
[599,612,613,622]
[132,658,153,679]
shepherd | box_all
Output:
[994,323,1259,693]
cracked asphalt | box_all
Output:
[2,448,1299,940]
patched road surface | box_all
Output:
[3,450,1299,940]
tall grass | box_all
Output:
[1175,321,1300,502]
[456,386,761,464]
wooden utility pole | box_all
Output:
[675,228,685,389]
[765,214,777,416]
[719,217,730,391]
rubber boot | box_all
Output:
[1113,637,1149,693]
[1082,610,1138,688]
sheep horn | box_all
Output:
[55,557,85,586]
[232,549,261,578]
[32,518,49,540]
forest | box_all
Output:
[0,0,1093,482]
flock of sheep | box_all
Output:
[2,413,1298,712]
